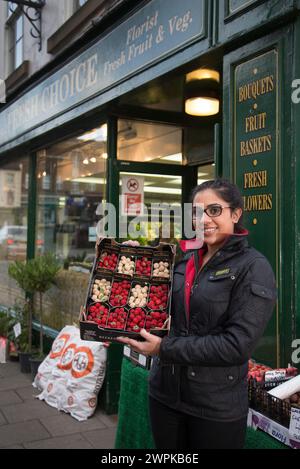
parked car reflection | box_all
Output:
[0,225,44,260]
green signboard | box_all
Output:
[0,0,205,148]
[234,49,279,365]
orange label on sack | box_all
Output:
[57,343,77,370]
[50,334,71,359]
[71,346,94,379]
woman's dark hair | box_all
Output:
[190,178,245,233]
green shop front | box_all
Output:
[0,0,300,417]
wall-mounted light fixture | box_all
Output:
[185,68,220,116]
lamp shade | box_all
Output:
[185,69,220,116]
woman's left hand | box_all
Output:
[116,328,162,356]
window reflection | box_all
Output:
[197,163,215,185]
[36,125,107,263]
[0,157,29,307]
[35,126,107,329]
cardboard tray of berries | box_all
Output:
[79,238,176,343]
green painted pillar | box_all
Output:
[99,116,124,414]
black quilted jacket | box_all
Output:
[149,233,277,421]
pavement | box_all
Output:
[0,359,118,449]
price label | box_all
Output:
[289,407,300,443]
[13,323,21,338]
[265,370,286,382]
[123,345,131,358]
[138,353,147,367]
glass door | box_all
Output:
[119,171,182,245]
[115,118,189,247]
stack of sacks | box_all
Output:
[33,325,76,391]
[34,325,107,421]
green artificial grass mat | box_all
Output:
[115,358,290,450]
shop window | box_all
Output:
[36,124,107,329]
[0,156,29,309]
[117,120,184,165]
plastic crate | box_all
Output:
[248,378,292,428]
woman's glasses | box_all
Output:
[192,204,233,218]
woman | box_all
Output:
[117,179,277,449]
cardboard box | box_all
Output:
[79,238,176,343]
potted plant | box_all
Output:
[26,253,60,379]
[0,304,29,363]
[8,254,60,375]
[8,261,36,372]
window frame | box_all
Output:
[6,6,24,73]
[73,0,88,12]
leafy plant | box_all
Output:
[9,302,31,353]
[8,253,61,356]
[8,262,36,352]
[0,304,30,354]
[0,309,12,337]
[26,253,61,357]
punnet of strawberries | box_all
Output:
[145,310,168,332]
[87,304,109,326]
[147,284,168,310]
[126,308,147,332]
[106,307,128,330]
[98,252,118,271]
[109,280,131,306]
[135,257,152,276]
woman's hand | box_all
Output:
[116,328,162,356]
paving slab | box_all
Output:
[24,433,95,449]
[82,427,117,449]
[0,410,7,426]
[40,412,107,437]
[0,362,20,378]
[0,359,119,449]
[95,411,118,428]
[0,374,32,392]
[2,399,61,424]
[15,385,41,401]
[0,390,23,406]
[0,420,51,448]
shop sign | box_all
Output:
[234,49,278,270]
[0,0,205,148]
[121,175,144,216]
